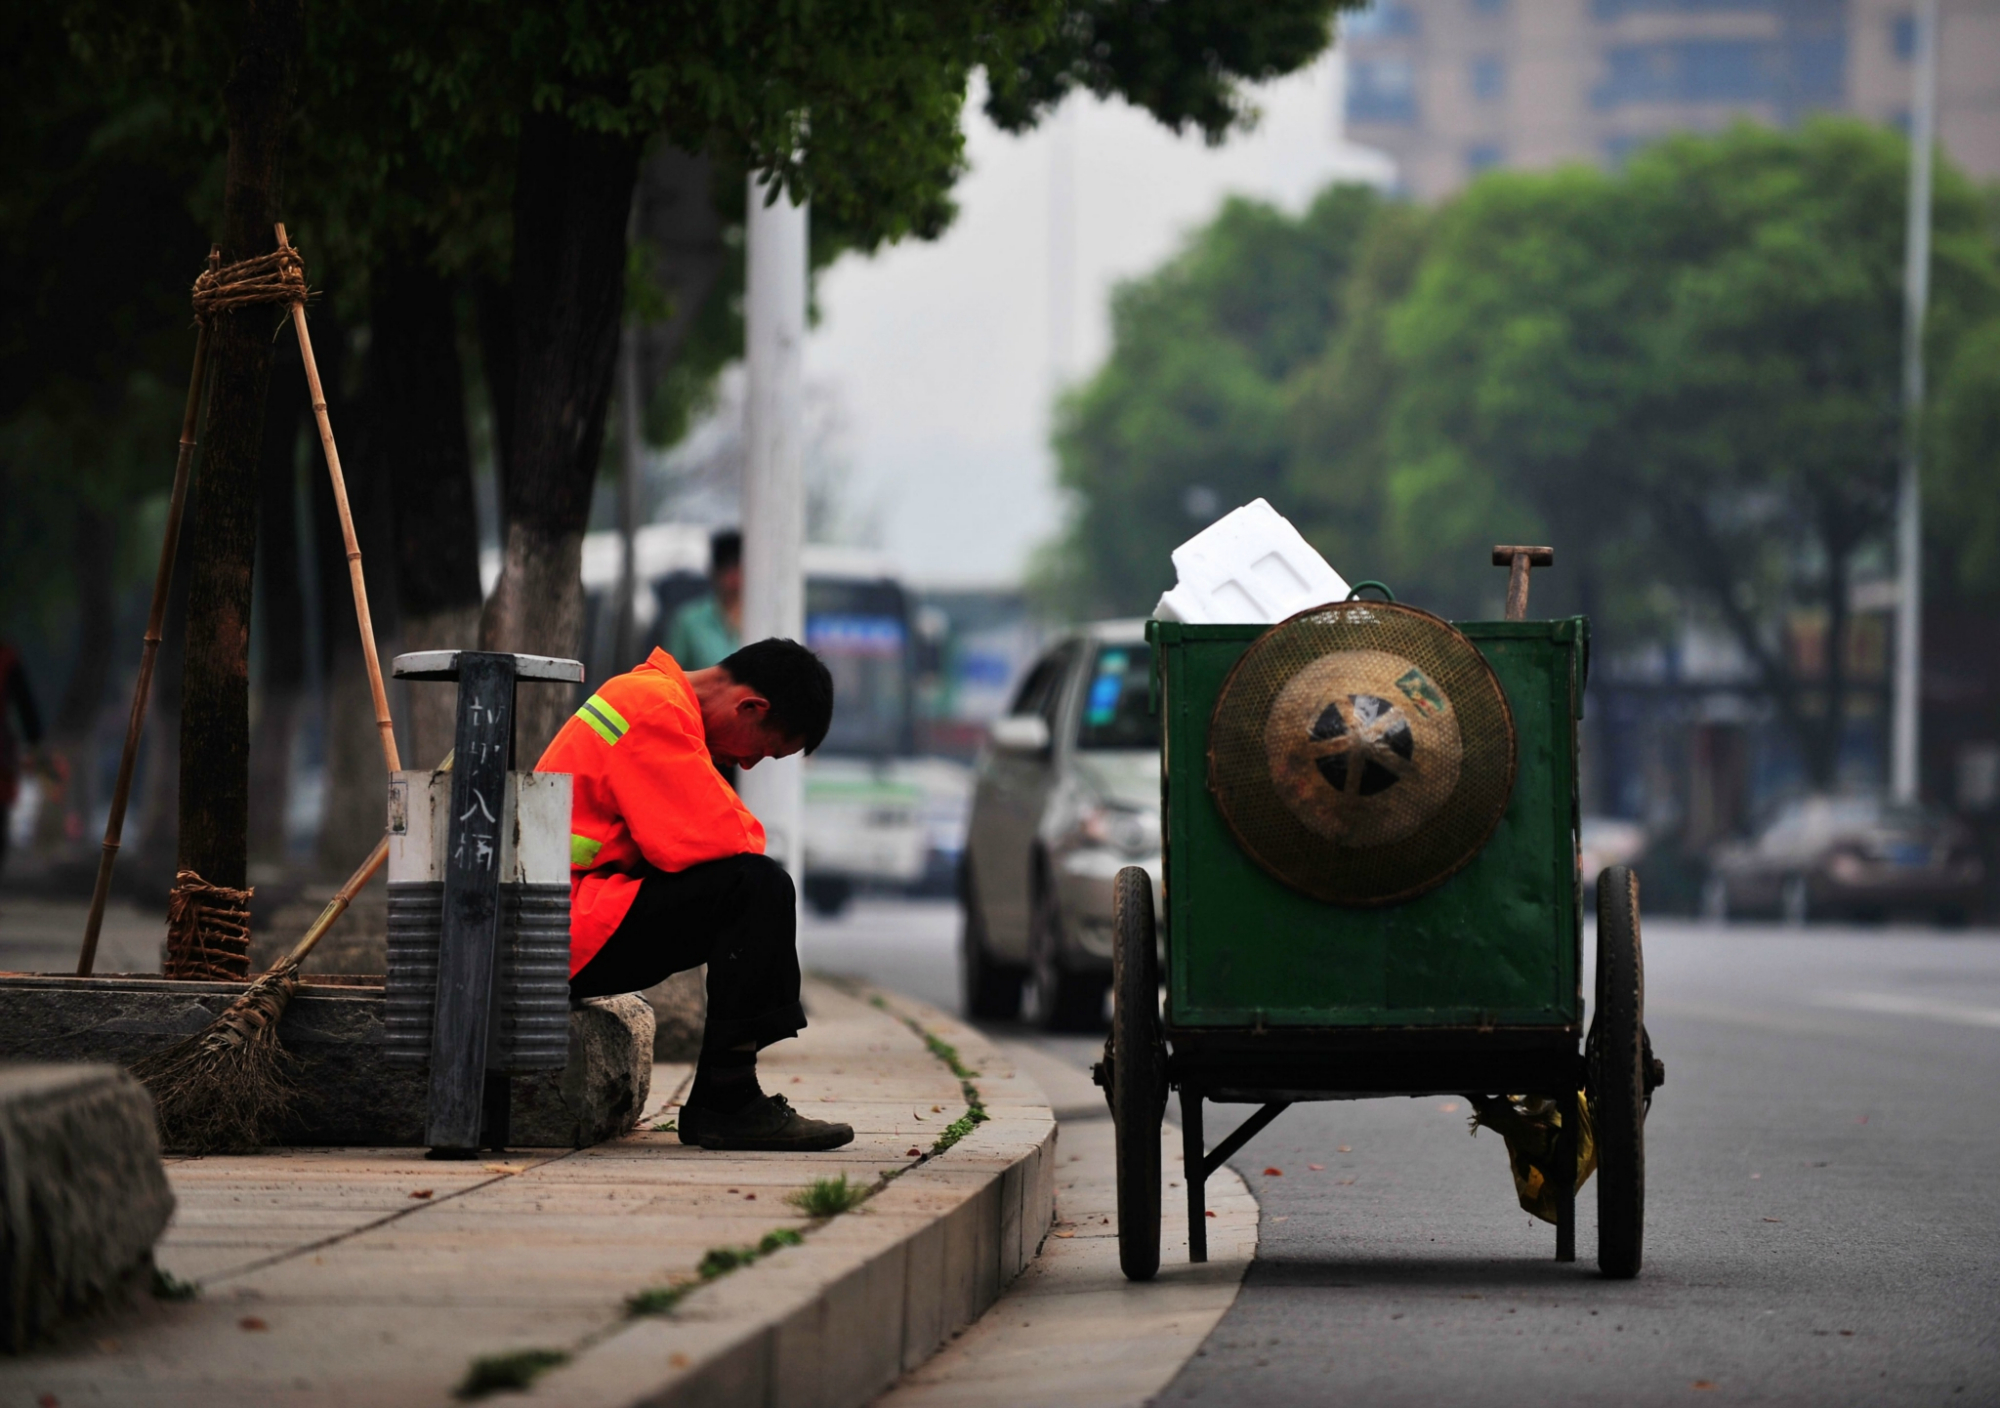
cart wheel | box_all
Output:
[1592,864,1646,1279]
[1112,865,1164,1281]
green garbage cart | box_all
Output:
[1096,553,1658,1283]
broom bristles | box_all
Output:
[131,830,397,1154]
[133,960,302,1154]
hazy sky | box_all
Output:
[800,53,1393,588]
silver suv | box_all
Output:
[960,621,1162,1029]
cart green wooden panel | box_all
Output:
[1096,605,1655,1282]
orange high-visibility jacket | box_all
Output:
[536,648,765,975]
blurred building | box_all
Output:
[1343,0,2000,199]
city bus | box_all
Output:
[565,525,968,914]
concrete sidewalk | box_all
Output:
[0,978,1055,1408]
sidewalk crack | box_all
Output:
[195,1149,579,1284]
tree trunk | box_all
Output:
[54,504,117,741]
[131,520,191,903]
[1809,536,1854,792]
[308,310,401,878]
[630,146,727,396]
[247,331,308,868]
[35,501,118,858]
[481,112,640,763]
[375,252,483,767]
[473,275,517,536]
[175,0,303,893]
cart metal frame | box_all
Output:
[1098,579,1651,1280]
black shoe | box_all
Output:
[678,1094,855,1151]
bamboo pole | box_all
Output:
[275,223,401,775]
[78,249,221,977]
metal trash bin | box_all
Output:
[384,770,572,1072]
[386,649,584,1154]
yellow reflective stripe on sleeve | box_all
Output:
[570,834,604,868]
[576,693,629,746]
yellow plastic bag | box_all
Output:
[1467,1092,1597,1225]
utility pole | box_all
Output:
[1892,0,1939,805]
[738,172,809,889]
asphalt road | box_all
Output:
[803,898,2000,1407]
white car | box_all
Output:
[960,621,1162,1029]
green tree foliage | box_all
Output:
[0,4,212,691]
[1929,315,2000,604]
[1050,119,2000,785]
[1044,184,1384,613]
[986,0,1344,140]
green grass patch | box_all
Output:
[455,1348,569,1398]
[650,1119,677,1132]
[150,1267,200,1302]
[786,1174,868,1218]
[872,994,991,1160]
[625,1284,692,1316]
[629,1227,808,1319]
[917,1030,979,1081]
[698,1245,753,1278]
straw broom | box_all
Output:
[134,838,386,1152]
[133,224,410,1152]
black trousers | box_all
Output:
[569,853,805,1052]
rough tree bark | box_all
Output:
[246,331,308,868]
[630,146,727,400]
[480,112,640,760]
[374,252,483,767]
[175,0,303,892]
[308,310,400,878]
[473,275,517,534]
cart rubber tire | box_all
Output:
[1592,864,1645,1279]
[1112,865,1164,1282]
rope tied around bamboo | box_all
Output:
[164,870,254,981]
[189,244,309,322]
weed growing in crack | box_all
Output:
[455,1348,569,1398]
[787,1174,868,1218]
[627,1228,809,1319]
[150,1267,200,1302]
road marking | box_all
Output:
[1812,991,2000,1029]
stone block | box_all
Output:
[0,977,653,1151]
[0,1064,174,1351]
[643,966,706,1062]
[510,996,655,1148]
[0,973,428,1146]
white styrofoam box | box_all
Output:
[1152,498,1350,624]
[386,769,572,885]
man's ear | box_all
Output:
[735,691,772,720]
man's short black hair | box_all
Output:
[710,529,742,574]
[719,637,833,753]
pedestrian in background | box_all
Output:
[0,641,43,876]
[666,529,743,671]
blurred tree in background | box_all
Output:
[1046,118,2000,789]
[2,0,1350,889]
[0,5,216,868]
[1039,184,1386,610]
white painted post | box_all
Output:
[1891,0,1939,805]
[738,172,809,888]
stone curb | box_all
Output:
[523,983,1057,1408]
[0,1064,175,1351]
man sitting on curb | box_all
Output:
[538,638,853,1152]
